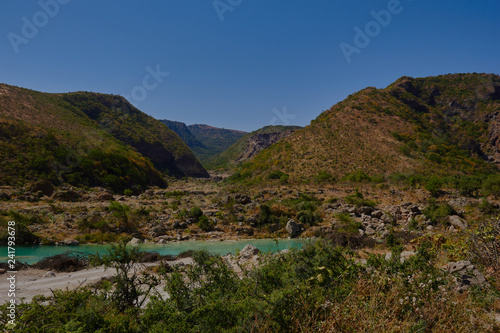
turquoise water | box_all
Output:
[0,239,306,264]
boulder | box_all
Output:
[371,210,383,218]
[43,271,56,278]
[30,179,55,197]
[52,190,81,202]
[286,219,303,238]
[62,239,79,246]
[98,192,114,201]
[443,261,489,291]
[0,192,10,201]
[128,237,143,246]
[149,225,166,237]
[448,215,467,230]
[239,244,260,259]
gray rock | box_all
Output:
[62,239,79,246]
[448,216,467,230]
[371,210,383,218]
[286,219,303,238]
[98,192,114,201]
[149,225,166,237]
[52,190,81,202]
[239,244,260,259]
[43,271,56,278]
[358,206,374,215]
[443,261,489,290]
[365,226,376,236]
[128,237,143,246]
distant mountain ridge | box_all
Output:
[239,73,500,181]
[0,84,208,192]
[161,120,247,167]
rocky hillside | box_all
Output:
[0,84,208,192]
[208,125,302,169]
[160,120,205,150]
[239,73,500,181]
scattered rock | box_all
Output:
[43,271,56,278]
[128,237,143,246]
[52,190,81,202]
[239,244,260,259]
[364,226,376,236]
[286,219,303,238]
[30,179,55,197]
[0,192,10,201]
[149,225,166,237]
[448,215,467,230]
[98,192,114,201]
[371,210,383,219]
[62,239,79,246]
[443,261,489,291]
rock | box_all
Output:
[408,204,421,214]
[385,251,416,263]
[358,229,365,236]
[371,210,383,218]
[443,261,489,291]
[62,239,79,246]
[0,192,10,201]
[365,226,376,236]
[43,271,56,278]
[128,237,143,246]
[98,192,114,201]
[52,190,81,202]
[239,244,260,259]
[30,179,55,197]
[0,269,6,274]
[235,194,251,205]
[149,225,166,237]
[286,219,303,238]
[448,216,467,230]
[358,206,374,215]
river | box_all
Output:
[0,238,307,264]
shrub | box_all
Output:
[425,175,443,197]
[344,189,376,207]
[482,174,500,197]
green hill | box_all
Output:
[238,73,500,182]
[0,84,208,192]
[208,125,302,170]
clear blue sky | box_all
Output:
[1,0,499,132]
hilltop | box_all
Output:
[239,73,500,182]
[0,84,208,192]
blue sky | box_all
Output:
[1,0,499,132]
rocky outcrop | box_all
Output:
[237,130,297,163]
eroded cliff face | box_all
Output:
[237,130,296,163]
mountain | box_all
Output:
[161,121,247,167]
[208,125,302,169]
[238,73,500,181]
[0,84,209,192]
[160,120,205,150]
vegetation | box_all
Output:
[2,239,497,332]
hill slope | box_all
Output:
[0,84,208,191]
[208,125,302,169]
[239,73,500,181]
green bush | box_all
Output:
[344,189,376,207]
[482,174,500,197]
[425,175,443,197]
